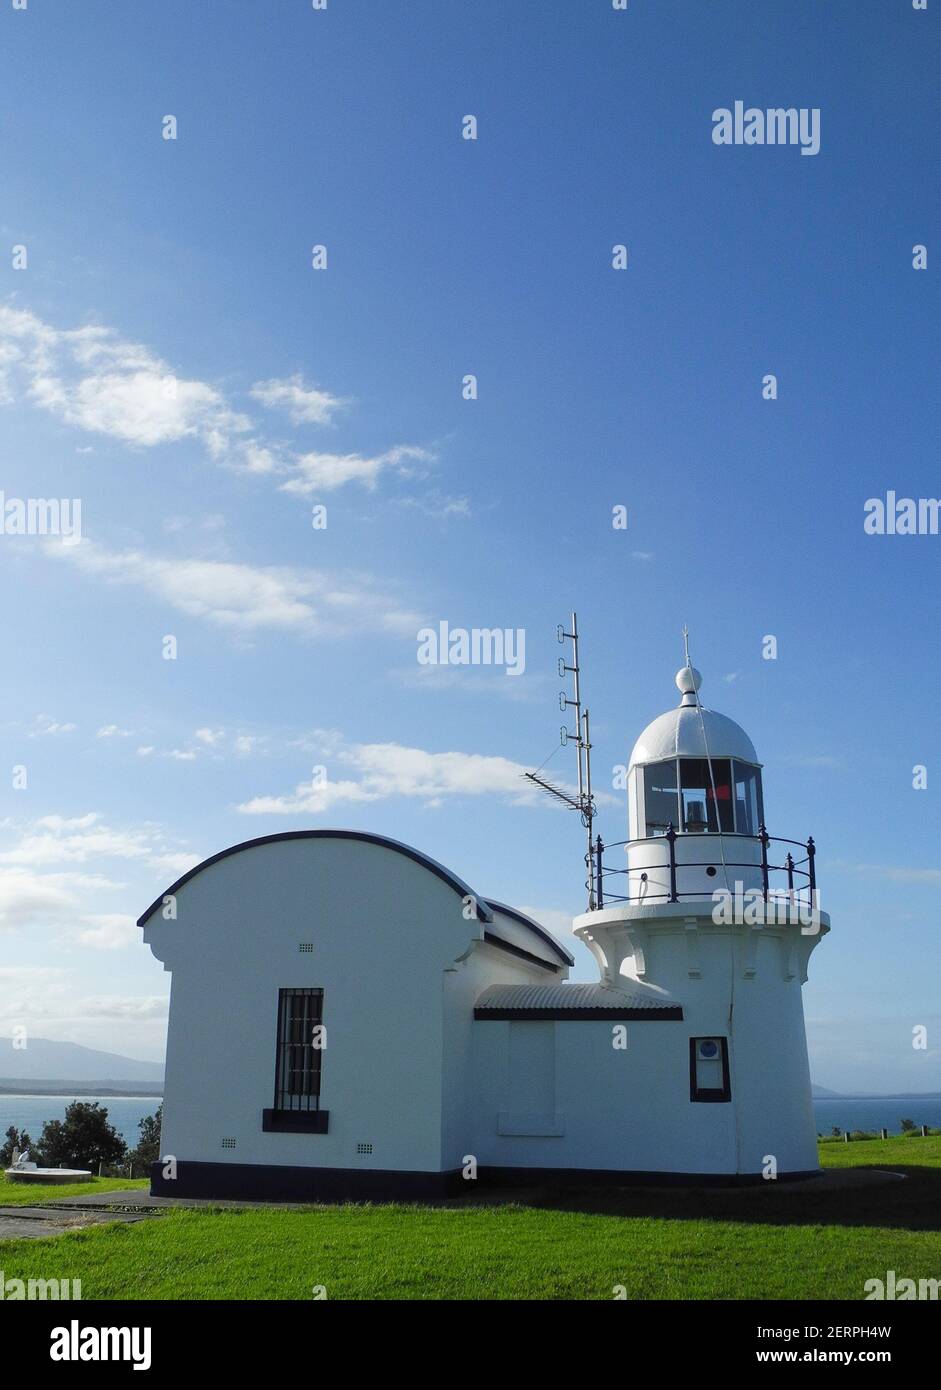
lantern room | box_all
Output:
[627,666,764,843]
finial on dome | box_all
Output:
[675,664,702,698]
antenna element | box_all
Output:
[523,611,597,908]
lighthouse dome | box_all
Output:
[628,667,759,769]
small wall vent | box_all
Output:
[298,942,314,953]
[356,1142,373,1155]
[221,1137,237,1149]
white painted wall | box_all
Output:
[144,838,565,1177]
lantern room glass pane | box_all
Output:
[733,761,763,836]
[643,760,679,836]
[679,758,733,833]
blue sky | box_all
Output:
[0,0,937,1091]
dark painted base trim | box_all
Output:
[150,1160,465,1202]
[262,1108,329,1133]
[151,1159,822,1202]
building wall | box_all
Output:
[145,838,568,1183]
[469,1014,733,1174]
[467,917,822,1178]
[440,924,564,1173]
[146,837,485,1176]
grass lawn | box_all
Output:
[0,1139,938,1300]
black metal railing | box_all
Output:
[585,825,816,911]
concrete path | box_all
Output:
[0,1203,155,1241]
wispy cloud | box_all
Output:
[45,538,422,637]
[280,444,433,496]
[237,736,575,815]
[30,715,76,737]
[0,304,437,503]
[250,374,348,426]
[0,303,250,450]
[0,811,192,872]
[0,814,199,950]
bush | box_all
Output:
[0,1124,44,1167]
[37,1101,127,1172]
[128,1104,162,1171]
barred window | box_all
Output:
[273,988,324,1113]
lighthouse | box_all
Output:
[573,661,829,1178]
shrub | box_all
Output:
[128,1105,162,1171]
[38,1101,127,1172]
[0,1124,44,1167]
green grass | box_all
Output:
[819,1134,941,1169]
[0,1139,938,1300]
[0,1175,149,1207]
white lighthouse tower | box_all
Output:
[572,658,829,1178]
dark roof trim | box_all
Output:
[137,829,495,928]
[482,932,561,974]
[485,901,575,966]
[474,1005,685,1021]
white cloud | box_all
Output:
[0,816,199,960]
[30,715,76,737]
[0,304,250,450]
[74,913,139,951]
[0,812,195,876]
[45,538,422,637]
[96,724,133,739]
[250,374,347,426]
[237,738,562,815]
[280,445,433,496]
[75,995,169,1020]
[194,728,224,746]
[1,305,436,504]
[0,871,81,929]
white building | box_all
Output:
[140,664,828,1199]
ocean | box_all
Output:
[0,1094,162,1147]
[2,1093,939,1150]
[812,1097,941,1136]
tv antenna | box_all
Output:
[523,611,597,908]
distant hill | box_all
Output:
[811,1084,843,1098]
[0,1037,164,1088]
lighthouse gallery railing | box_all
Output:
[587,825,817,911]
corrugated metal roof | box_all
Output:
[474,982,682,1020]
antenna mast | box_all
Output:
[522,611,597,909]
